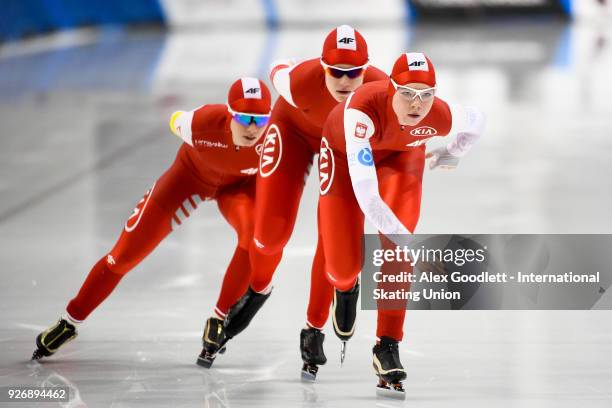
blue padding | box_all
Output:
[405,0,418,23]
[558,0,572,16]
[0,31,166,98]
[553,24,572,68]
[1,0,166,41]
[261,0,278,28]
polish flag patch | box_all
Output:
[355,122,368,139]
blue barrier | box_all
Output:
[0,0,165,41]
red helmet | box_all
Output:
[321,25,368,67]
[227,77,271,114]
[391,52,436,87]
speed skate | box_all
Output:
[197,317,229,368]
[376,376,406,399]
[373,337,407,399]
[300,328,327,381]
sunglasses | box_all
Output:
[227,107,271,128]
[390,79,436,102]
[320,60,369,79]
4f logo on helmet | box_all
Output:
[410,126,437,137]
[354,122,368,139]
[125,183,156,232]
[319,137,335,195]
[338,37,354,45]
[241,78,262,99]
[406,52,429,72]
[336,25,357,51]
[259,124,282,178]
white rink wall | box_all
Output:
[158,0,609,28]
[159,0,406,28]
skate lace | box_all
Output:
[386,342,398,354]
[382,341,401,365]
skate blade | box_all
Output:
[376,385,406,400]
[196,356,214,368]
[31,349,45,360]
[301,369,317,382]
[32,334,49,360]
[31,344,52,360]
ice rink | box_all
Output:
[1,9,612,408]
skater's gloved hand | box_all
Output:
[269,58,298,83]
[169,111,184,137]
[426,146,459,170]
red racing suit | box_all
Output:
[249,58,387,329]
[318,80,484,339]
[67,105,262,321]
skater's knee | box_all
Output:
[104,251,138,276]
[251,235,286,256]
[252,220,293,256]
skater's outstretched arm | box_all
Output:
[426,105,486,170]
[268,58,299,107]
[169,105,222,147]
[343,105,412,239]
[169,109,196,146]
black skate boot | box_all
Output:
[197,317,228,368]
[32,318,78,360]
[332,279,359,363]
[300,328,327,381]
[224,287,271,339]
[372,336,407,399]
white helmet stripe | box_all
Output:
[241,77,262,99]
[336,24,357,51]
[406,52,429,72]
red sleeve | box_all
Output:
[190,105,209,135]
[190,104,229,147]
[430,98,453,137]
[346,81,387,135]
